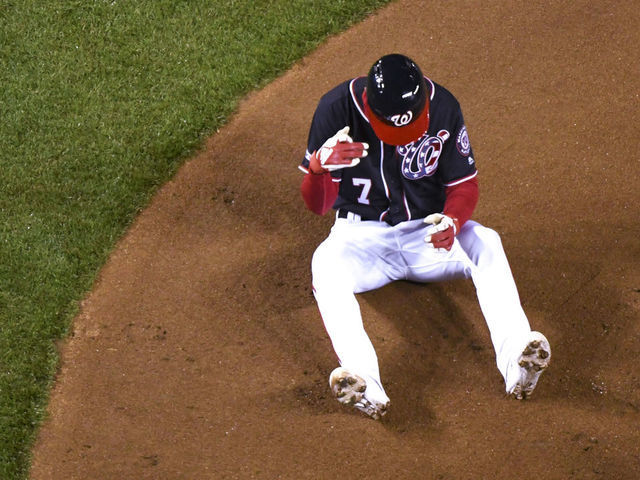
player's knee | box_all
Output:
[311,242,331,275]
[311,243,354,292]
[477,225,503,250]
[460,223,506,269]
[461,222,500,245]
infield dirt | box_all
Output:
[30,1,640,478]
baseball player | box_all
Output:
[298,54,551,420]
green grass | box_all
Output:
[0,1,392,477]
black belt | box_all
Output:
[337,208,398,225]
[337,209,371,222]
[337,209,363,221]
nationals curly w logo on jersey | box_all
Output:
[397,129,451,180]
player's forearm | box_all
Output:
[443,176,479,227]
[300,171,339,215]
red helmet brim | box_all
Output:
[363,89,430,146]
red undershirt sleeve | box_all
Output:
[443,176,479,228]
[300,172,339,216]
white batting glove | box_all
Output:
[316,126,369,172]
[424,213,459,251]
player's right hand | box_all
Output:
[310,126,369,173]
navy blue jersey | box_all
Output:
[299,76,477,226]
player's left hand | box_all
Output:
[424,213,460,251]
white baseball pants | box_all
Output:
[311,215,532,403]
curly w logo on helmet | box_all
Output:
[390,110,413,126]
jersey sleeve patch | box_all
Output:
[456,125,471,156]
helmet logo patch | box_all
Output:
[390,110,413,127]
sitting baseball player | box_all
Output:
[298,54,551,420]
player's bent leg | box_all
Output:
[457,221,551,398]
[311,232,391,416]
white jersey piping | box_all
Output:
[444,171,478,187]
